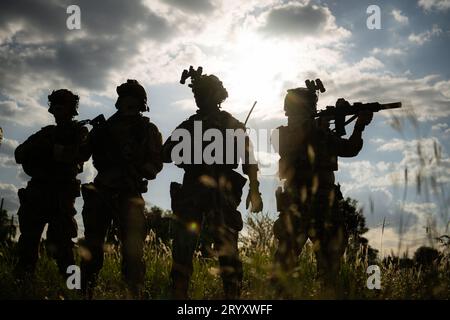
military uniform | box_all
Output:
[272,86,370,286]
[15,89,90,276]
[80,80,163,298]
[164,69,262,299]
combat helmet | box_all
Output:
[284,79,325,117]
[116,79,148,112]
[48,89,79,116]
[180,66,228,107]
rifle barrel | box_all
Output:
[380,102,402,110]
[315,101,402,118]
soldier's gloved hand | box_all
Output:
[355,110,373,130]
[246,189,263,213]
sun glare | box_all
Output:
[219,32,305,117]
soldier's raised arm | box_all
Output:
[335,109,373,157]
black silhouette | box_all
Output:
[272,80,374,293]
[80,79,163,299]
[163,66,263,299]
[14,89,90,278]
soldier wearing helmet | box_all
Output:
[14,89,91,279]
[163,67,263,299]
[272,81,373,295]
[80,79,163,299]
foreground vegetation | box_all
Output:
[1,220,449,300]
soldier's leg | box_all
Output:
[313,235,344,299]
[316,225,347,286]
[15,187,47,277]
[80,185,110,298]
[170,217,199,299]
[313,198,346,291]
[16,213,46,277]
[215,224,243,299]
[273,210,305,274]
[47,195,78,276]
[117,193,146,297]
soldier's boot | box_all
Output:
[80,245,103,300]
[123,266,146,300]
[271,250,301,299]
[126,283,145,300]
[14,233,41,281]
[316,252,340,298]
[170,222,196,300]
[80,265,97,300]
[223,278,241,300]
[272,215,303,277]
[54,241,76,280]
[121,235,146,299]
[219,256,243,300]
[82,281,95,300]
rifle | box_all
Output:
[78,114,106,127]
[315,99,401,136]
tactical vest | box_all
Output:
[91,113,159,189]
[277,123,338,182]
[18,121,88,181]
[173,110,246,173]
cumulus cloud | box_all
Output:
[366,225,423,256]
[0,183,19,212]
[310,61,450,122]
[371,47,405,56]
[418,0,450,12]
[0,156,16,168]
[0,0,187,136]
[0,0,175,91]
[0,99,50,127]
[431,123,448,131]
[0,138,19,169]
[365,200,443,256]
[340,151,447,241]
[0,0,177,128]
[408,24,442,45]
[391,9,409,25]
[341,184,419,237]
[339,137,449,241]
[342,137,449,190]
[160,0,216,13]
[258,2,350,41]
[0,138,18,156]
[354,57,385,70]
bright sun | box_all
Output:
[218,32,309,118]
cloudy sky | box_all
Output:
[0,0,449,256]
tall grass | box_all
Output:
[1,229,448,300]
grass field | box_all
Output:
[1,230,449,300]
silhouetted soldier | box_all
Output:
[272,83,373,292]
[80,80,163,299]
[14,89,90,278]
[163,67,263,299]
